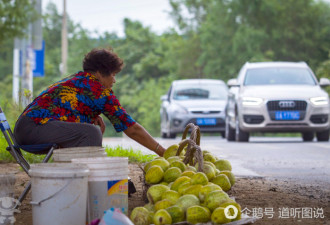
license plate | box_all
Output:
[275,111,300,120]
[196,118,216,125]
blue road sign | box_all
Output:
[33,40,45,77]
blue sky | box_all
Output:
[42,0,176,37]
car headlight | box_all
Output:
[172,104,188,114]
[242,97,263,106]
[310,96,329,106]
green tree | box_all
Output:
[113,19,173,134]
[0,38,14,99]
[33,2,65,96]
[34,2,105,95]
[316,51,330,94]
[169,0,330,80]
[0,0,37,44]
[169,0,212,32]
[167,0,214,78]
[120,77,173,136]
[229,0,330,70]
[0,0,38,100]
[198,0,269,79]
[116,19,161,81]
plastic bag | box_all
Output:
[98,209,134,225]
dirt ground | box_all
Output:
[0,163,329,225]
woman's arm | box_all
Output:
[124,123,166,156]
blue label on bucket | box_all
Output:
[107,179,128,215]
[88,180,129,222]
[107,179,128,195]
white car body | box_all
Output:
[226,62,330,142]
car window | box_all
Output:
[172,83,227,100]
[244,68,316,86]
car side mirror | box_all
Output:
[161,95,169,102]
[227,78,239,87]
[319,78,330,87]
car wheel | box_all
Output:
[316,129,329,142]
[168,133,176,139]
[302,132,314,141]
[225,117,235,141]
[164,119,173,139]
[161,132,167,138]
[220,132,225,138]
[235,115,249,142]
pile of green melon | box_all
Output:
[130,124,241,225]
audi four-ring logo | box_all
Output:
[279,101,296,108]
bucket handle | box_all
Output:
[30,179,73,206]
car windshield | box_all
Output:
[244,67,316,86]
[172,83,227,100]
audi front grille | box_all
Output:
[267,100,307,121]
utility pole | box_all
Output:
[12,38,20,104]
[21,24,34,107]
[13,0,42,106]
[61,0,68,76]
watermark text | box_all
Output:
[242,207,324,219]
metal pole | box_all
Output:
[61,0,68,76]
[32,0,42,50]
[12,38,20,104]
[21,24,33,107]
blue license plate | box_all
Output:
[275,111,300,120]
[196,118,216,125]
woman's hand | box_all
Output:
[124,123,166,156]
[155,145,166,157]
[94,116,105,134]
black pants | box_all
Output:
[14,115,103,148]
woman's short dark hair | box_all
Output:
[83,48,124,76]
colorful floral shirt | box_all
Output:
[22,71,136,132]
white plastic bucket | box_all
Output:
[29,163,89,225]
[71,157,128,223]
[0,174,16,225]
[53,146,107,162]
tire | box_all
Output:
[220,132,225,138]
[161,132,167,138]
[316,129,329,142]
[302,132,314,141]
[163,119,174,139]
[168,132,176,139]
[235,115,249,142]
[225,117,235,141]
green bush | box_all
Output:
[105,146,156,163]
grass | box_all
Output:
[0,133,46,164]
[0,134,155,164]
[0,136,13,163]
[105,146,156,163]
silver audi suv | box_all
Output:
[160,79,228,138]
[226,62,330,142]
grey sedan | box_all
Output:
[160,79,228,138]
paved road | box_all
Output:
[103,136,330,185]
